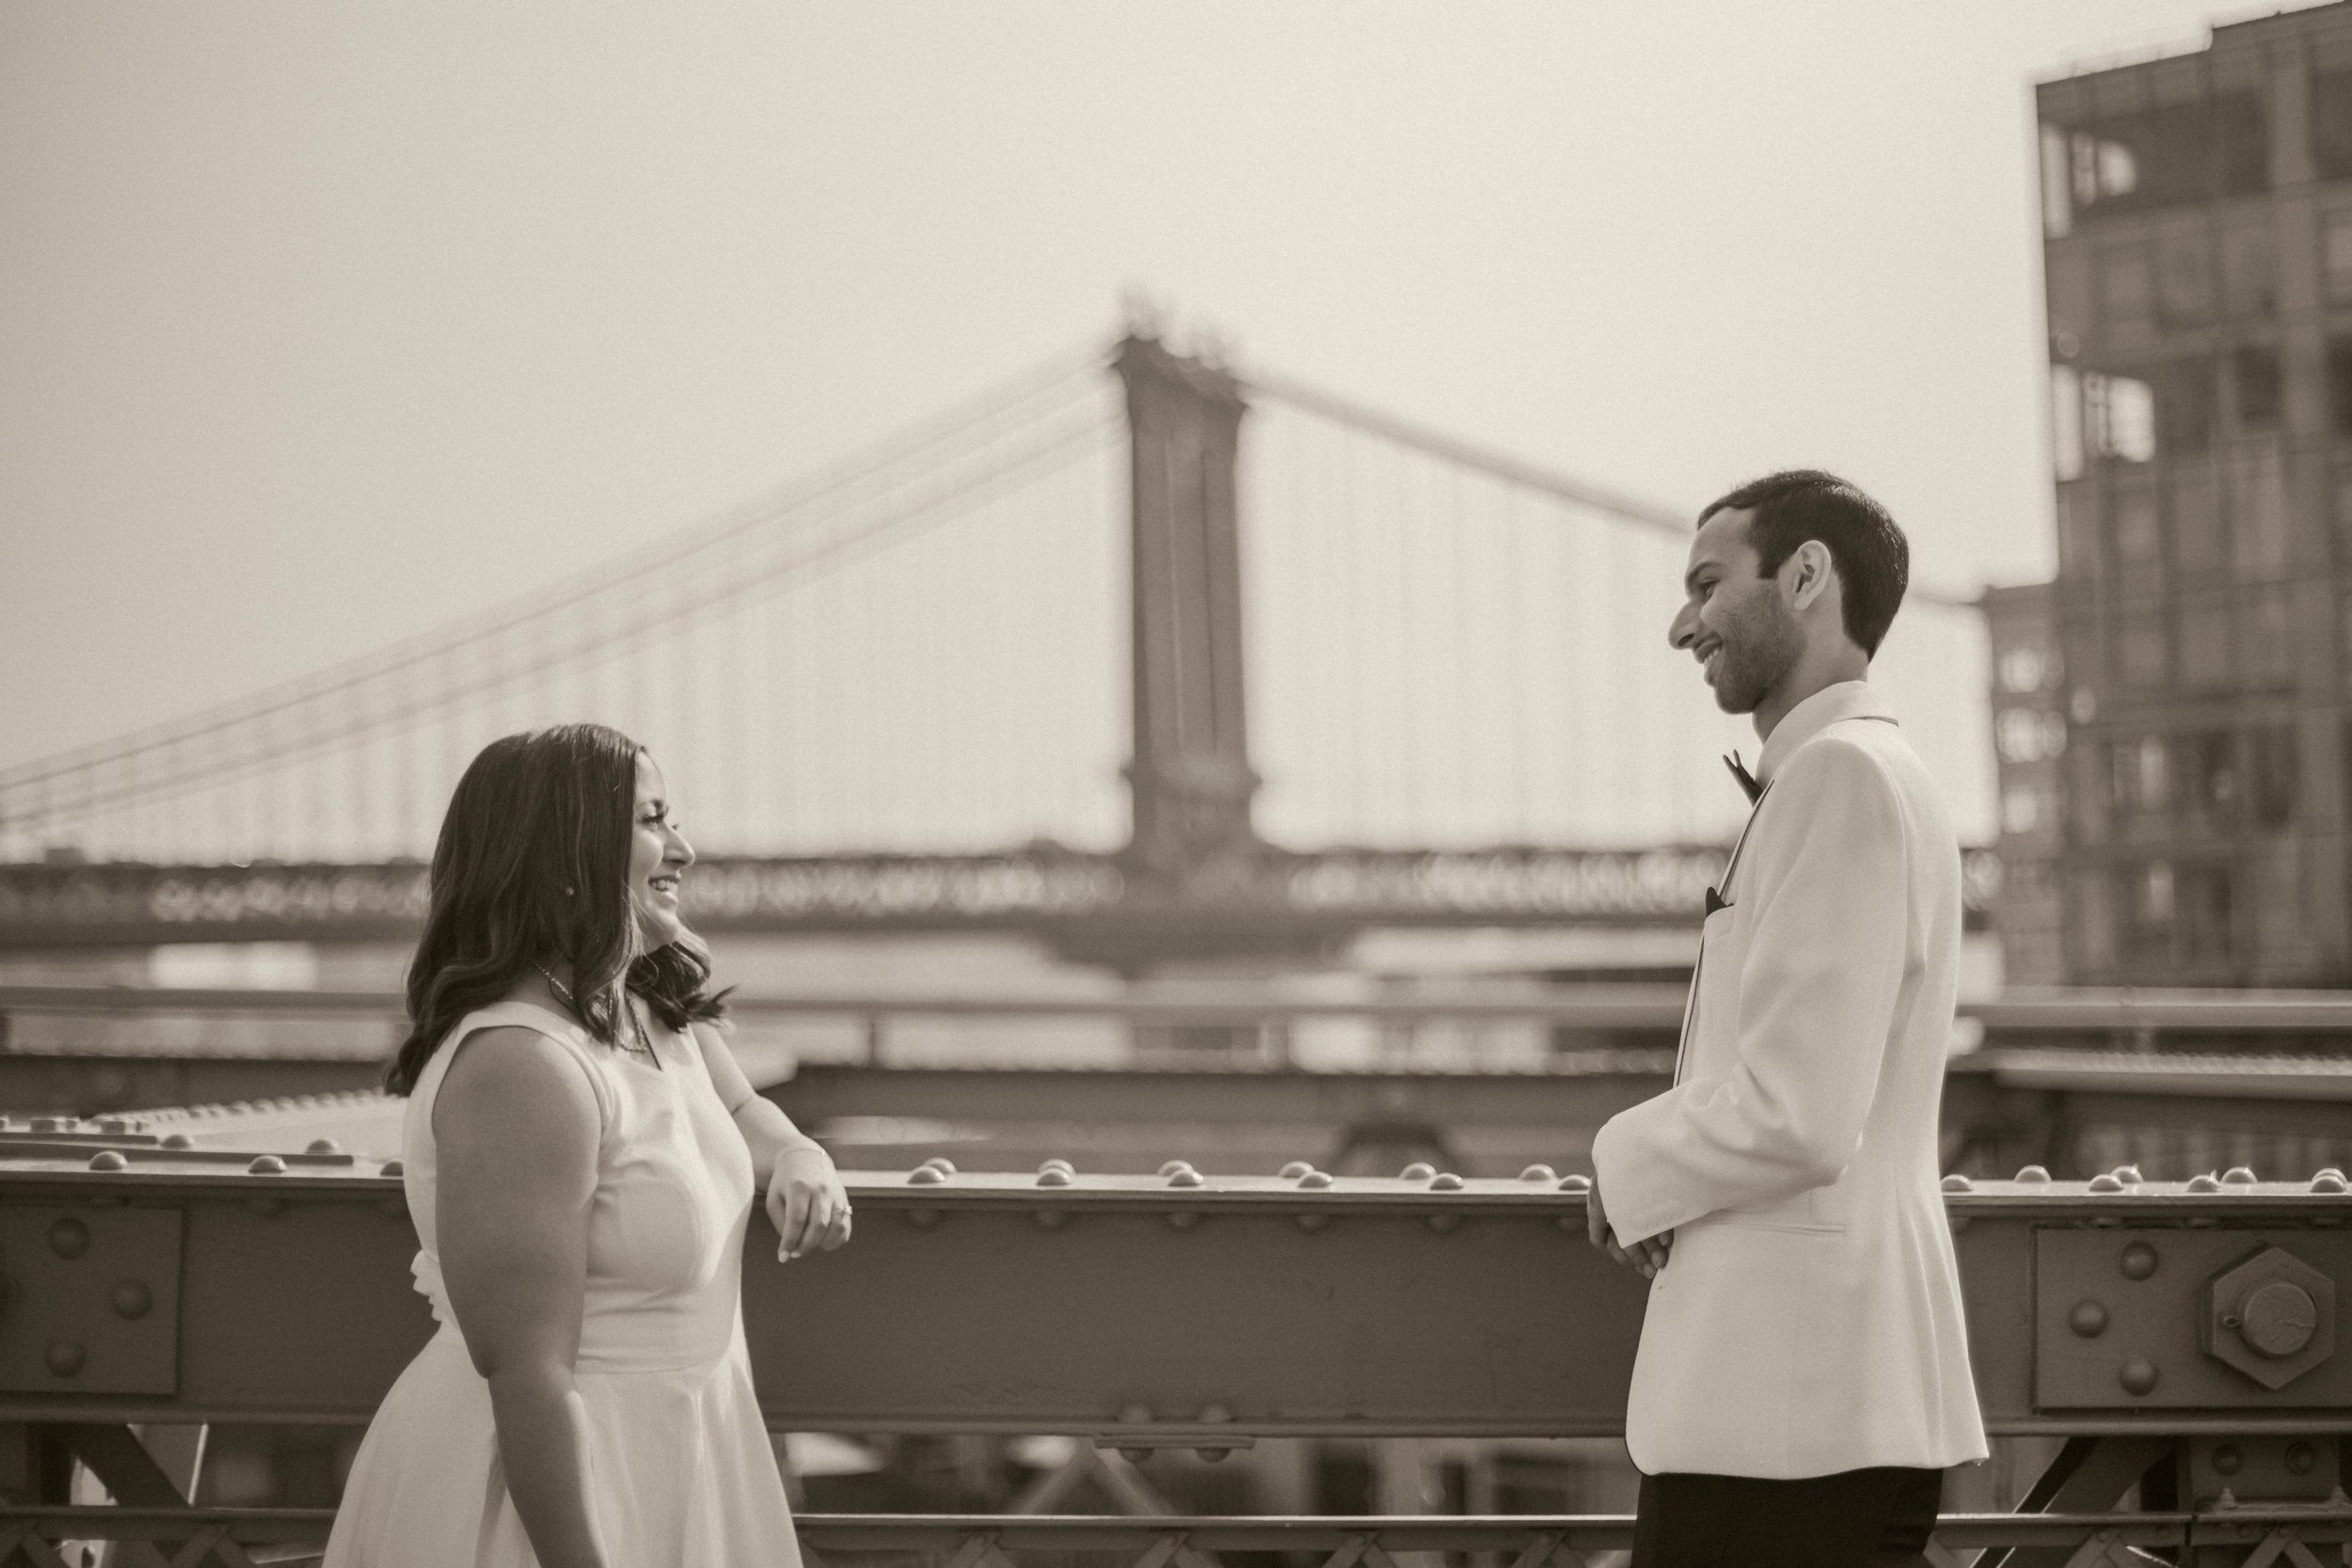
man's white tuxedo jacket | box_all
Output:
[1590,681,1987,1480]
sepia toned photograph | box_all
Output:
[4,4,2352,1564]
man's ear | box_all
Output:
[1785,540,1836,614]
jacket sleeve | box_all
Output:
[1589,738,1910,1246]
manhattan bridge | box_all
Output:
[0,320,1994,963]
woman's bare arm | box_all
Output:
[435,1026,611,1568]
[691,1023,852,1261]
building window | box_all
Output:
[2177,863,2236,965]
[2120,859,2177,965]
[2179,601,2234,689]
[2172,463,2226,572]
[2085,372,2158,462]
[2110,482,2161,570]
[2233,345,2282,431]
[1997,706,2068,766]
[2118,616,2169,689]
[2110,734,2169,811]
[1998,644,2057,694]
[2060,95,2267,219]
[2155,226,2215,325]
[2242,588,2294,687]
[2221,218,2276,317]
[2002,785,2042,836]
[2100,245,2153,335]
[2183,729,2238,824]
[2230,449,2290,573]
[2313,69,2352,181]
[2250,724,2297,830]
[2051,368,2085,482]
[2151,357,2216,456]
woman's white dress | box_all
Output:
[325,1000,802,1568]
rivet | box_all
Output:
[2014,1164,2052,1183]
[1167,1168,1205,1189]
[2112,1165,2143,1185]
[379,1159,404,1178]
[1519,1164,1557,1182]
[110,1279,151,1321]
[1941,1174,1973,1193]
[2286,1442,2318,1475]
[1158,1160,1194,1179]
[1035,1210,1067,1229]
[1297,1170,1332,1189]
[1039,1159,1075,1178]
[161,1134,194,1150]
[1557,1174,1592,1194]
[48,1217,88,1260]
[2222,1165,2259,1186]
[2187,1174,2222,1193]
[908,1166,947,1185]
[2089,1174,2125,1193]
[2212,1443,2243,1476]
[2069,1300,2108,1338]
[2118,1358,2160,1396]
[44,1340,86,1378]
[920,1157,958,1177]
[1279,1161,1313,1179]
[1399,1163,1437,1181]
[1167,1211,1199,1229]
[87,1151,128,1173]
[2312,1171,2348,1194]
[246,1155,288,1176]
[1295,1212,1327,1232]
[1037,1168,1073,1187]
[905,1209,939,1228]
[1429,1172,1465,1191]
[2120,1242,2159,1281]
[307,1138,342,1155]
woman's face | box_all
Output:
[628,753,695,950]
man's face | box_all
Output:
[1668,507,1803,716]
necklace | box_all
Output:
[534,963,658,1062]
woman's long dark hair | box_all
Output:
[385,723,728,1096]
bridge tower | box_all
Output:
[1112,331,1262,888]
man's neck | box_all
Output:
[1753,645,1870,742]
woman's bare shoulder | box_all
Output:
[434,1024,601,1143]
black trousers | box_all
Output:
[1630,1465,1945,1568]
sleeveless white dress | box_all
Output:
[324,1001,802,1568]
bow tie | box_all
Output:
[1724,751,1762,804]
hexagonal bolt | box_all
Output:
[2204,1245,2337,1391]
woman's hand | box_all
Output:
[766,1143,852,1261]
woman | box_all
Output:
[326,723,850,1568]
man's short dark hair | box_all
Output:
[1699,469,1909,657]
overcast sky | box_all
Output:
[0,1,2267,795]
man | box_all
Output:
[1586,471,1985,1567]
